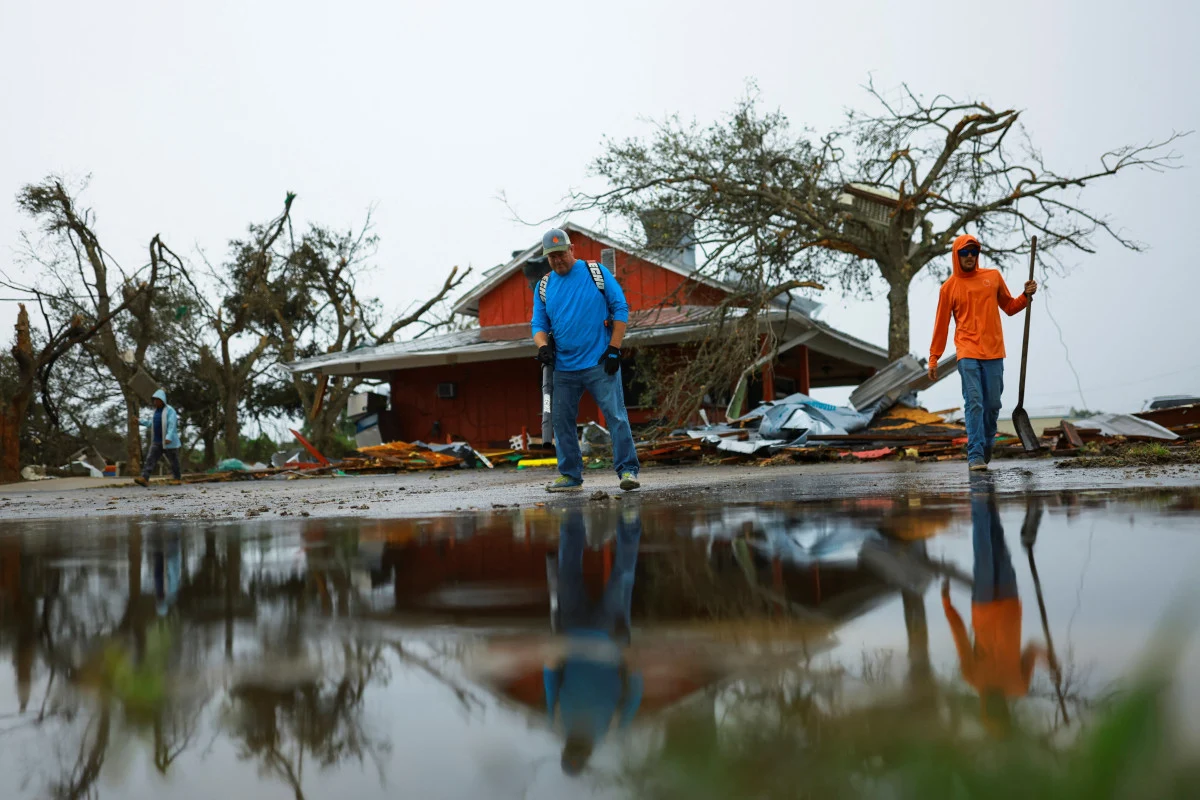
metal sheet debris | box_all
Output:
[1072,413,1180,441]
[758,402,877,439]
[849,353,958,411]
[714,434,808,455]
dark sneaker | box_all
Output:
[619,471,640,491]
[968,460,988,472]
[134,476,150,488]
[546,476,583,493]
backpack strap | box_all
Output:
[585,261,605,293]
[538,273,550,304]
[586,262,612,328]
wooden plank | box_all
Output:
[1060,419,1085,449]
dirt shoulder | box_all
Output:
[3,457,1199,523]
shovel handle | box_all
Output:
[1017,236,1037,409]
[1025,542,1070,724]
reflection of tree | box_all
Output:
[48,706,110,800]
[391,641,484,714]
[220,637,392,800]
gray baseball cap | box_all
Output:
[542,228,570,255]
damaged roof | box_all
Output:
[285,305,888,377]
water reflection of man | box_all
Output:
[942,478,1047,733]
[545,506,644,776]
[151,526,182,618]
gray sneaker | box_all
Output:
[546,476,583,493]
[968,460,988,471]
[619,471,640,491]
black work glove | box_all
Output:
[601,345,621,376]
[537,345,555,368]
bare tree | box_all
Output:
[0,284,156,482]
[251,216,470,454]
[634,278,821,428]
[187,194,296,460]
[8,179,190,473]
[580,81,1187,360]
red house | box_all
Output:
[288,223,887,447]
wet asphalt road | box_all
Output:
[3,457,1199,522]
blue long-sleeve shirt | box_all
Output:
[531,261,630,372]
[543,631,643,742]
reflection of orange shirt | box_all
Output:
[943,596,1039,697]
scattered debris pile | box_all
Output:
[341,441,466,472]
[1044,412,1182,453]
[1043,403,1200,467]
[1134,403,1200,441]
[628,390,971,466]
[1056,441,1200,470]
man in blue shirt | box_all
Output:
[531,229,640,492]
[544,506,643,775]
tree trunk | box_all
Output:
[2,305,35,484]
[310,402,342,458]
[123,387,144,475]
[886,274,913,362]
[307,377,353,457]
[0,404,24,484]
[223,393,241,460]
[202,432,218,469]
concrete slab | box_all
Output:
[1,457,1198,523]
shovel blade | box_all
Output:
[1011,407,1042,452]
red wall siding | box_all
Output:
[476,231,726,328]
[390,357,601,447]
[478,270,535,328]
[386,343,805,446]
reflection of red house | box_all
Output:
[288,222,887,447]
[378,521,609,618]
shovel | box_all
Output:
[1020,497,1070,724]
[1012,236,1042,452]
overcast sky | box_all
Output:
[2,0,1197,417]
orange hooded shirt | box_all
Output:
[943,595,1041,697]
[929,234,1029,363]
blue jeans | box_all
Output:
[970,480,1017,604]
[553,365,640,483]
[557,507,642,639]
[959,358,1004,463]
[143,443,181,480]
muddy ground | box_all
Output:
[3,457,1199,522]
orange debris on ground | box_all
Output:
[841,447,896,461]
[879,406,953,427]
[346,442,463,471]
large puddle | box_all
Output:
[1,477,1198,798]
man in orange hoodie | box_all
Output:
[943,475,1047,735]
[929,234,1037,470]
